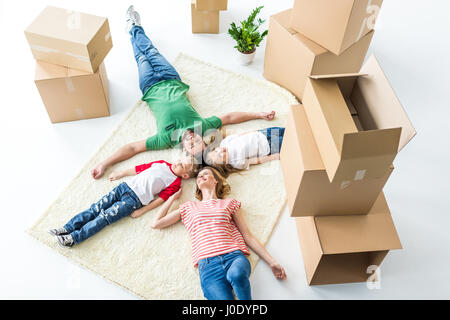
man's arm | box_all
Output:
[91,140,147,179]
[219,111,275,126]
[130,197,165,218]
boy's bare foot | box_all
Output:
[260,110,276,121]
[91,163,106,179]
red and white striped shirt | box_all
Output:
[180,198,250,267]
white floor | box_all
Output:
[1,0,449,300]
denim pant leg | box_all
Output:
[69,194,139,244]
[66,183,142,244]
[225,251,252,300]
[199,257,235,300]
[129,25,180,94]
[63,185,122,233]
[258,127,285,155]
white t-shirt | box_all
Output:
[220,131,270,169]
[127,160,180,205]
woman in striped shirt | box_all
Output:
[151,166,286,300]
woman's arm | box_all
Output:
[130,197,165,218]
[109,167,137,181]
[233,209,287,280]
[248,153,280,166]
[151,189,183,229]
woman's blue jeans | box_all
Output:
[63,182,142,244]
[198,250,252,300]
[129,25,181,94]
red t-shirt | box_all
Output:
[180,198,250,267]
[128,160,181,203]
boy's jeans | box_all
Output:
[63,182,143,244]
[129,25,181,94]
[258,127,285,155]
[198,250,252,300]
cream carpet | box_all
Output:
[27,53,298,299]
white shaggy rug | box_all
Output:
[27,53,298,299]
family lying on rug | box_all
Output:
[48,6,287,300]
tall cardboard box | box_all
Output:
[302,55,416,185]
[290,0,383,55]
[281,104,393,217]
[195,0,227,11]
[263,9,373,102]
[34,61,110,123]
[191,0,219,34]
[25,6,113,73]
[296,192,402,285]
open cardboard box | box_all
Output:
[191,0,219,34]
[290,0,383,55]
[281,104,393,216]
[263,9,373,102]
[302,55,416,185]
[295,192,402,285]
[34,60,110,123]
[25,6,113,73]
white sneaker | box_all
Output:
[126,5,141,32]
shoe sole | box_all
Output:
[48,230,69,237]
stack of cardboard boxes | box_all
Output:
[191,0,228,34]
[264,1,417,284]
[25,6,113,123]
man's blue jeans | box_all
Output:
[129,25,181,94]
[198,250,252,300]
[63,182,143,244]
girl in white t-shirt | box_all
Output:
[205,127,285,175]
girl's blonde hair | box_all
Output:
[195,166,231,201]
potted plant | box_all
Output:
[228,6,268,65]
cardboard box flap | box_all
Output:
[272,9,297,35]
[315,196,402,254]
[332,128,401,181]
[357,55,416,151]
[341,128,401,159]
[310,73,367,80]
[26,6,106,44]
[291,105,325,171]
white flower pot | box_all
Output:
[236,49,256,65]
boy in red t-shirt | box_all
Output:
[49,157,200,248]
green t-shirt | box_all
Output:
[142,79,222,150]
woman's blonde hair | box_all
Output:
[195,166,231,201]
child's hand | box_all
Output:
[109,171,122,181]
[172,188,183,200]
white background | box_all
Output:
[0,0,449,299]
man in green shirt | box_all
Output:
[91,7,275,179]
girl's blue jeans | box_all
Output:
[258,127,285,155]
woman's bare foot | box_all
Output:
[260,110,276,121]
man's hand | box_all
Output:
[91,163,106,179]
